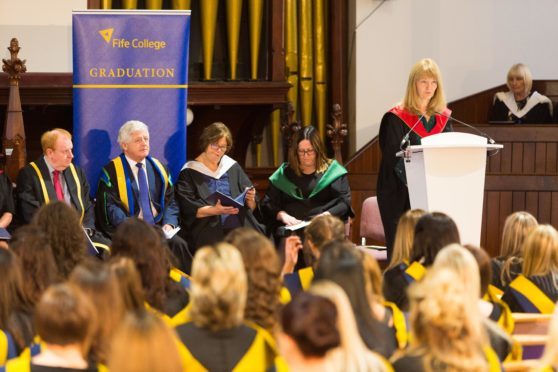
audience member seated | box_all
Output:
[489,63,553,124]
[111,218,189,325]
[314,240,397,358]
[360,251,409,350]
[382,209,425,307]
[175,243,278,371]
[0,172,14,230]
[69,260,125,365]
[175,122,264,252]
[31,202,87,279]
[5,284,98,371]
[281,215,345,296]
[502,225,558,314]
[225,228,282,332]
[433,245,515,362]
[310,282,392,371]
[391,268,499,371]
[16,128,108,254]
[382,212,460,311]
[261,125,353,243]
[463,244,514,334]
[0,249,34,365]
[277,291,340,371]
[95,120,191,273]
[108,310,183,372]
[109,257,146,313]
[491,211,538,291]
[9,225,58,304]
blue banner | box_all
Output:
[72,10,190,196]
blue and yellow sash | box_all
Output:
[509,275,555,314]
[403,261,426,284]
[283,267,314,298]
[384,301,409,349]
[170,267,191,290]
[101,155,170,223]
[484,285,514,334]
[0,330,17,366]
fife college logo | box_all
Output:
[98,28,167,50]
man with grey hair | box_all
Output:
[95,120,191,271]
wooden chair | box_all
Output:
[511,313,552,360]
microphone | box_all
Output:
[435,111,496,144]
[399,114,425,150]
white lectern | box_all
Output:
[397,132,503,246]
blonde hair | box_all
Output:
[40,128,72,153]
[499,211,538,285]
[402,58,446,116]
[305,215,346,255]
[190,243,247,331]
[406,268,488,372]
[109,257,145,313]
[359,251,385,304]
[522,225,558,278]
[506,63,533,96]
[108,311,183,372]
[387,209,426,270]
[310,281,389,372]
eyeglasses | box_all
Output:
[297,148,315,156]
[210,143,228,152]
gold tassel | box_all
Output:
[226,0,243,80]
[101,0,112,9]
[172,0,191,9]
[121,0,137,9]
[298,0,313,127]
[145,0,163,9]
[285,0,298,118]
[313,0,327,140]
[248,0,264,80]
[200,0,219,80]
[270,109,281,166]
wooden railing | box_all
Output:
[346,124,558,257]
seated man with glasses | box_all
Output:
[174,122,265,252]
[261,125,353,245]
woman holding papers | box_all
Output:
[377,58,452,260]
[175,122,264,250]
[261,126,353,241]
[489,63,553,124]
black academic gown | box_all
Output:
[376,107,452,258]
[174,159,264,251]
[489,91,552,123]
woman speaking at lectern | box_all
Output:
[377,58,453,260]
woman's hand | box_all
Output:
[281,235,303,276]
[244,187,256,211]
[277,211,302,226]
[196,199,239,218]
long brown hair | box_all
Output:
[31,201,87,279]
[225,228,282,331]
[9,225,59,303]
[288,126,331,176]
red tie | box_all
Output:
[53,170,64,201]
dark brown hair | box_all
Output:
[111,218,176,312]
[225,228,282,331]
[31,201,87,279]
[0,249,35,350]
[411,212,460,266]
[198,122,233,154]
[287,126,330,176]
[281,292,340,357]
[9,225,59,303]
